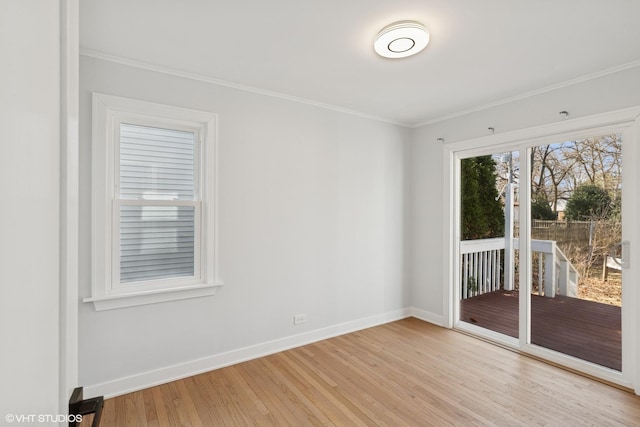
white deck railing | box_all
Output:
[460,238,579,299]
[529,239,579,298]
[460,238,504,299]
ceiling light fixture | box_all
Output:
[374,20,429,59]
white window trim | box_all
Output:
[85,93,222,310]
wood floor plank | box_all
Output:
[141,388,159,427]
[294,347,385,424]
[237,359,311,426]
[207,366,258,426]
[189,371,235,426]
[220,367,271,423]
[174,380,204,427]
[261,356,334,425]
[340,329,509,426]
[163,382,192,426]
[150,386,170,426]
[131,391,148,426]
[98,318,640,426]
[309,339,422,426]
[330,334,468,425]
[279,351,372,427]
[180,377,215,426]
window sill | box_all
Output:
[83,281,224,311]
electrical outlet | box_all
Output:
[293,313,307,325]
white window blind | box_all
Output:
[118,123,198,284]
[119,205,195,283]
[119,124,195,200]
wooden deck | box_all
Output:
[460,290,621,370]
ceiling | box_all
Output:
[80,0,640,127]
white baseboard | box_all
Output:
[410,307,445,327]
[85,308,412,398]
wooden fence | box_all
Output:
[515,220,620,247]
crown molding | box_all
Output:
[79,49,410,128]
[412,59,640,128]
[79,49,640,130]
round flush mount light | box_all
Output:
[374,20,429,59]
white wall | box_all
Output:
[409,65,640,318]
[0,0,61,421]
[78,57,410,395]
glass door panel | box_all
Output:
[458,152,520,338]
[529,134,622,370]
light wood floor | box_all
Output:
[92,318,640,426]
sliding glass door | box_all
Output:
[458,151,519,341]
[528,135,623,371]
[451,115,637,388]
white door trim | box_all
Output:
[60,0,80,412]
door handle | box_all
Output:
[610,241,630,269]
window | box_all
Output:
[86,94,222,310]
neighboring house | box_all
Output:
[554,199,568,221]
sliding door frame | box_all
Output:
[442,106,640,393]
